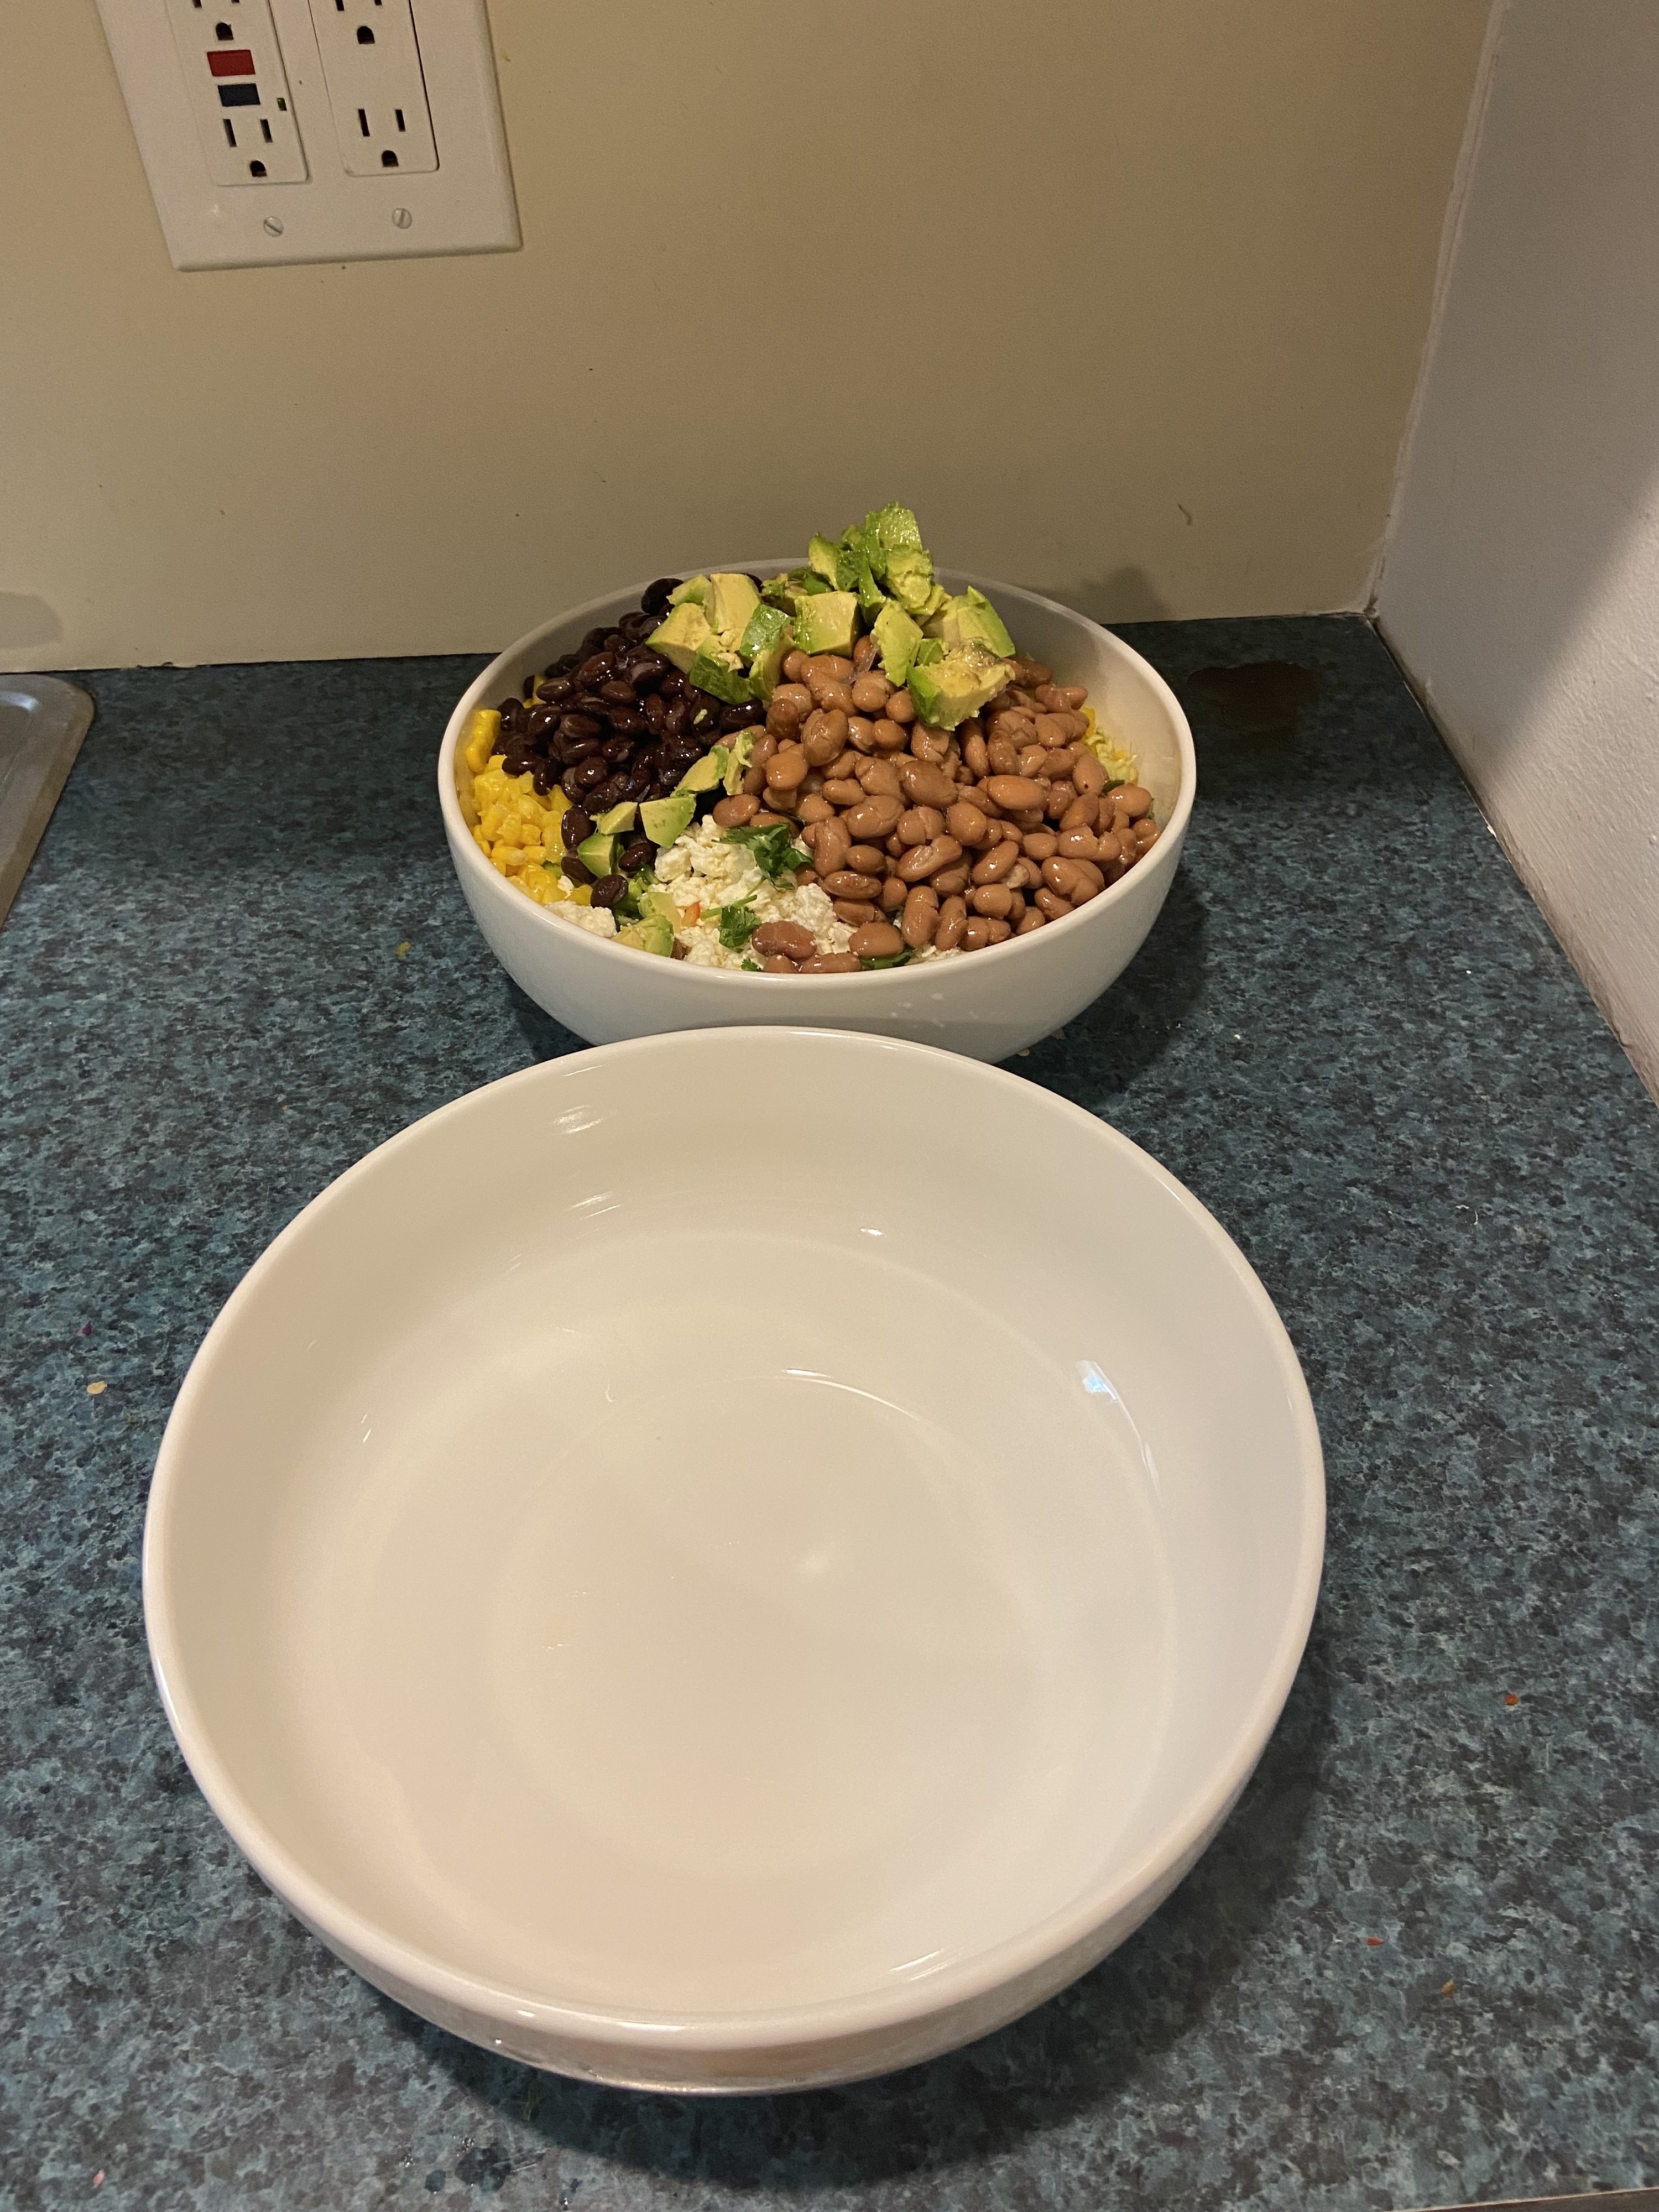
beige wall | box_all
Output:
[1,0,1489,671]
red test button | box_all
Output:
[207,48,256,76]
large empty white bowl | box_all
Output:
[145,1030,1322,2092]
[440,571,1196,1063]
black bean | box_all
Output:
[498,699,524,737]
[600,734,634,766]
[718,701,758,732]
[536,676,574,704]
[599,679,637,706]
[579,628,609,658]
[620,763,653,801]
[573,655,608,687]
[559,712,603,740]
[561,807,591,851]
[531,764,557,796]
[575,695,615,719]
[664,697,689,737]
[620,836,655,873]
[586,774,627,812]
[589,874,627,909]
[562,855,594,886]
[607,707,645,738]
[566,758,608,795]
[640,578,681,617]
[559,735,601,766]
[526,703,558,737]
[625,654,667,687]
[643,693,667,731]
[603,632,629,656]
[620,609,656,639]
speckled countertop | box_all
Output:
[2,617,1656,2212]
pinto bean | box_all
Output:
[843,795,904,840]
[933,895,968,951]
[752,920,817,963]
[896,836,963,884]
[898,760,956,809]
[849,921,905,959]
[901,885,940,946]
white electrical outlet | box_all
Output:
[306,0,436,176]
[165,0,306,184]
[96,0,518,269]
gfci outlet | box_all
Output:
[96,0,518,269]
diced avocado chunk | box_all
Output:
[617,914,675,957]
[685,640,750,705]
[859,504,923,575]
[873,601,924,686]
[640,887,681,925]
[577,831,618,877]
[722,729,756,794]
[884,543,936,618]
[649,601,713,671]
[594,801,638,835]
[807,534,841,585]
[904,643,1014,731]
[835,532,886,615]
[739,601,793,697]
[642,791,697,846]
[791,591,859,658]
[668,576,710,608]
[926,586,1016,658]
[673,747,728,796]
[707,571,761,648]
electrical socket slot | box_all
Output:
[164,0,306,184]
[306,0,437,175]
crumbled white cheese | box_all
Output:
[655,817,852,971]
[544,898,617,938]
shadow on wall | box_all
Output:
[1041,567,1175,624]
[0,593,64,653]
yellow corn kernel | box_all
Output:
[571,883,593,906]
[462,707,502,775]
[492,850,514,876]
[501,847,530,873]
[471,826,491,854]
[479,802,507,840]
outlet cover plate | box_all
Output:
[96,0,519,269]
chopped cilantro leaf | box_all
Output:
[722,823,812,879]
[859,948,917,970]
[718,900,760,951]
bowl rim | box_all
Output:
[145,1027,1323,2063]
[436,567,1197,988]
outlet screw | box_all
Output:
[392,207,413,229]
[263,216,285,237]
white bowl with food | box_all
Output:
[145,1027,1324,2093]
[439,508,1194,1062]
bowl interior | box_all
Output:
[148,1031,1319,2037]
[452,566,1187,855]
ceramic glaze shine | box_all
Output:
[279,1225,1173,2014]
